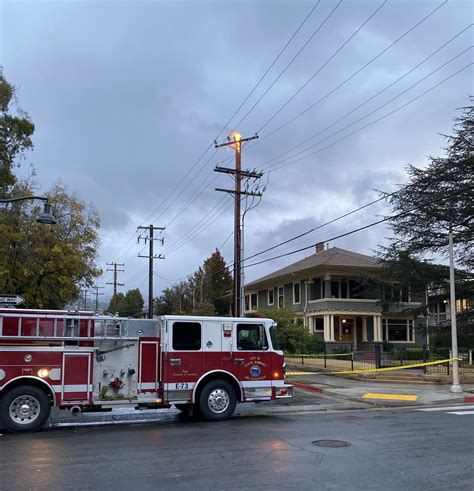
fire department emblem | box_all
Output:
[250,365,261,378]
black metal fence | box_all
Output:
[286,345,474,374]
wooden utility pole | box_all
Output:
[138,225,165,319]
[215,132,261,317]
[106,262,125,312]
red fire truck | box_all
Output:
[0,308,293,433]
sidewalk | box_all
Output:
[287,372,474,407]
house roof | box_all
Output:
[246,246,382,287]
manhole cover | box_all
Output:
[312,440,351,448]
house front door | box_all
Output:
[340,319,353,342]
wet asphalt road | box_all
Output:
[1,405,473,490]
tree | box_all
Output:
[154,249,232,316]
[200,249,233,315]
[259,304,309,354]
[107,292,125,314]
[384,101,473,269]
[378,101,474,348]
[0,182,101,308]
[154,287,173,315]
[119,289,144,317]
[0,70,35,195]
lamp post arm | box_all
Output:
[0,196,48,205]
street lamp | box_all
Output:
[0,196,57,225]
[448,223,462,393]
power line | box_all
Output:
[263,47,473,170]
[244,194,392,263]
[265,63,473,173]
[232,0,343,131]
[256,0,388,134]
[154,184,473,288]
[218,230,234,251]
[107,2,324,262]
[259,25,473,168]
[242,185,474,270]
[242,0,448,156]
[162,197,233,255]
[223,0,322,133]
[153,189,395,284]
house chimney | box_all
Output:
[315,242,325,254]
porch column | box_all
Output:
[308,316,313,334]
[362,317,368,342]
[323,314,330,341]
[329,314,335,341]
[373,315,382,342]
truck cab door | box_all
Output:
[229,322,273,399]
[162,319,203,403]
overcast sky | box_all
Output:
[1,0,472,304]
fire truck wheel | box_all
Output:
[0,386,51,433]
[199,380,236,422]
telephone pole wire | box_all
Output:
[138,225,165,319]
[106,262,125,313]
[215,131,262,316]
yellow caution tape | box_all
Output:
[287,357,461,376]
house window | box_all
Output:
[293,282,300,304]
[313,318,324,333]
[250,293,258,310]
[309,278,321,300]
[278,286,284,308]
[349,280,362,298]
[172,322,201,350]
[341,280,348,298]
[331,281,339,298]
[244,293,258,311]
[382,319,414,342]
[268,288,274,306]
[456,298,470,312]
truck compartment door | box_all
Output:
[62,353,91,402]
[138,340,160,393]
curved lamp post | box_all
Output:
[0,196,57,224]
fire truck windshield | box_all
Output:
[269,325,280,350]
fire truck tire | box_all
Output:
[0,386,51,433]
[198,380,236,422]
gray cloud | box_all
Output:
[1,0,472,300]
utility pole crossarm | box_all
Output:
[215,188,263,197]
[214,134,258,148]
[214,166,263,179]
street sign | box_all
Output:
[0,294,25,306]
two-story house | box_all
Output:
[244,244,425,351]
